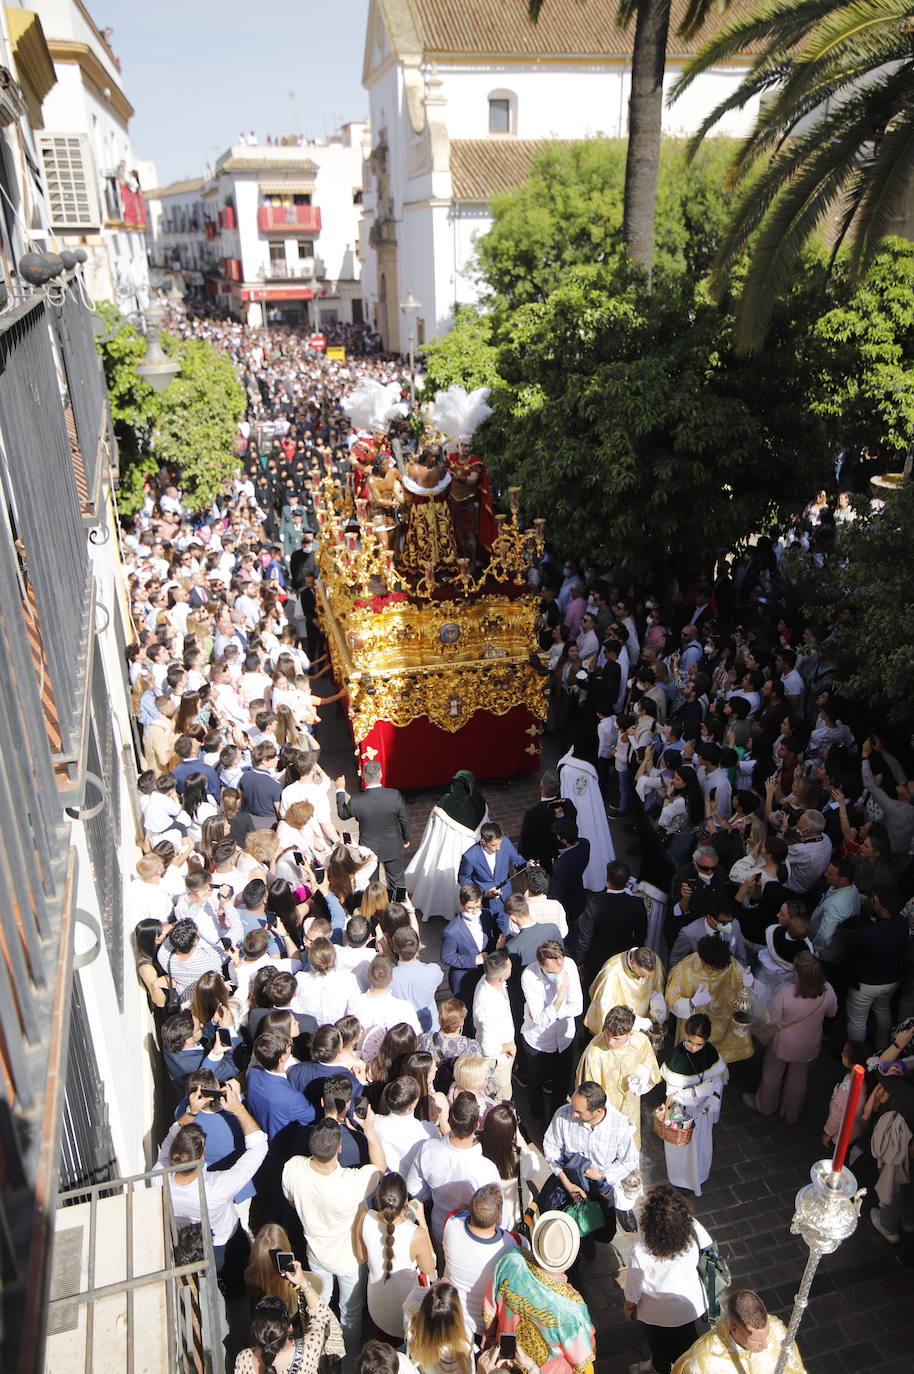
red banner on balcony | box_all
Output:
[257,205,322,233]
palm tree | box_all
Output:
[671,0,914,352]
[528,1,732,283]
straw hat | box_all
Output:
[531,1210,580,1272]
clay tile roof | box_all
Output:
[404,0,762,57]
[450,138,581,200]
[145,177,204,199]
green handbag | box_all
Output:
[696,1235,731,1322]
[566,1199,604,1236]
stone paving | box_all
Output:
[315,693,914,1374]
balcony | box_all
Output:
[217,205,236,230]
[257,203,321,233]
[264,260,325,282]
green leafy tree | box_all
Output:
[485,261,831,568]
[94,301,160,483]
[153,338,246,513]
[420,306,500,393]
[803,480,914,729]
[673,0,914,351]
[528,0,737,280]
[810,238,914,454]
[476,137,739,317]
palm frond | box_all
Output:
[670,0,835,101]
[849,94,914,275]
[793,0,913,67]
[528,0,546,22]
[734,149,866,350]
[761,22,912,136]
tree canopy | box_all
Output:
[475,137,741,316]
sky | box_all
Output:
[97,0,370,187]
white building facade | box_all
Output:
[199,125,368,328]
[360,0,764,348]
[28,0,149,310]
[144,175,213,298]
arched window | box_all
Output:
[488,90,517,135]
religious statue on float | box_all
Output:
[341,378,406,505]
[399,442,458,577]
[431,385,498,569]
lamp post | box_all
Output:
[399,290,420,409]
[136,303,180,393]
[771,1066,867,1374]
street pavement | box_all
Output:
[315,690,914,1374]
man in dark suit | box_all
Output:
[440,882,500,1030]
[519,771,577,874]
[335,759,411,896]
[549,817,590,926]
[457,822,525,931]
[574,859,648,988]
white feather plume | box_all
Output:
[342,379,408,433]
[431,385,493,442]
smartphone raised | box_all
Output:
[499,1334,517,1360]
[352,1097,369,1121]
[273,1250,296,1275]
[217,1027,232,1047]
[395,886,408,903]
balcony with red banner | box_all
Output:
[218,205,237,230]
[257,204,322,233]
[220,257,242,282]
[119,183,148,231]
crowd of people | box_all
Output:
[123,303,914,1374]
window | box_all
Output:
[268,241,285,267]
[39,134,100,230]
[297,240,314,258]
[102,174,121,221]
[488,98,510,134]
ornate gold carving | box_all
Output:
[312,468,546,747]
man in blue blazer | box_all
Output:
[458,822,525,931]
[549,817,591,926]
[440,882,500,1030]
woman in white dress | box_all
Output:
[659,1012,728,1197]
[405,771,488,920]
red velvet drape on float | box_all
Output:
[359,707,541,789]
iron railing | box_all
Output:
[50,1162,225,1374]
[50,284,110,514]
[58,977,117,1197]
[81,645,126,1009]
[0,295,93,775]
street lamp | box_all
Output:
[399,290,421,408]
[136,303,180,393]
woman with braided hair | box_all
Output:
[360,1172,435,1343]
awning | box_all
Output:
[258,182,316,196]
[240,285,316,301]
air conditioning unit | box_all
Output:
[38,133,101,231]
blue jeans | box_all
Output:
[617,767,634,814]
[306,1252,366,1374]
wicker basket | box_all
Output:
[653,1105,695,1146]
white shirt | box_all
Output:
[293,968,361,1025]
[443,1214,520,1333]
[144,791,185,839]
[624,1221,712,1325]
[472,978,515,1059]
[781,669,805,700]
[373,1111,439,1178]
[483,847,497,875]
[335,943,375,991]
[347,989,421,1036]
[406,1137,500,1243]
[521,960,583,1053]
[281,778,333,825]
[525,893,568,938]
[129,879,174,926]
[173,893,244,947]
[159,1127,267,1245]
